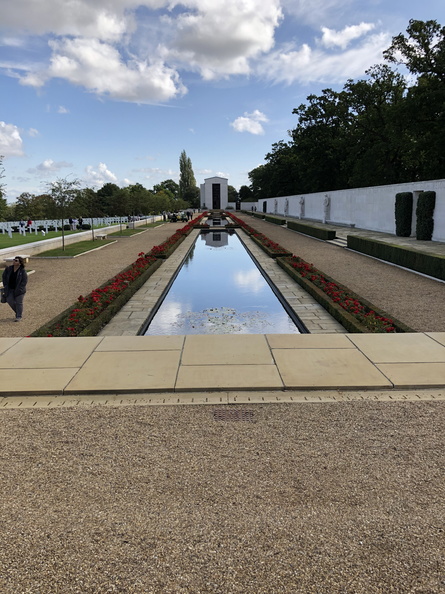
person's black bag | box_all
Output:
[0,289,6,303]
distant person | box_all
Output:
[2,256,28,322]
[19,220,26,235]
[78,217,83,228]
[26,219,32,232]
[72,217,78,230]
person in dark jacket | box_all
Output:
[2,256,28,321]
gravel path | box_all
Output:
[235,214,445,332]
[0,402,444,593]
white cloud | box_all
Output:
[84,162,118,186]
[320,22,375,50]
[28,128,39,137]
[1,0,138,42]
[165,0,283,79]
[58,105,69,114]
[257,32,391,85]
[231,110,268,135]
[0,121,24,157]
[20,37,186,103]
[27,159,72,175]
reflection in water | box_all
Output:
[144,231,301,335]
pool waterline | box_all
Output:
[141,230,307,336]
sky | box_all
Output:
[0,0,444,203]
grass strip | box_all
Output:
[34,240,115,257]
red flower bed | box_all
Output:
[37,252,158,337]
[227,212,289,254]
[287,256,396,332]
[149,214,206,257]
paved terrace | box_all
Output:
[1,331,445,404]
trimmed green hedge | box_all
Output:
[265,215,286,225]
[347,235,445,281]
[252,212,265,219]
[416,191,436,240]
[395,192,413,237]
[287,220,336,241]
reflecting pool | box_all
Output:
[143,231,304,335]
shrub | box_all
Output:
[416,191,436,240]
[63,224,71,231]
[347,235,445,281]
[81,223,91,230]
[395,192,413,237]
[287,220,336,241]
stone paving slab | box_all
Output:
[0,333,443,396]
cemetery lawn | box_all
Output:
[0,225,115,249]
[35,239,115,257]
[0,230,83,248]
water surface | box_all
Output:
[144,231,301,335]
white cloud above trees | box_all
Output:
[1,0,390,103]
[0,122,24,157]
[231,110,269,135]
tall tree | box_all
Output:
[384,19,445,180]
[46,178,81,250]
[0,155,7,221]
[179,150,198,205]
[153,179,180,199]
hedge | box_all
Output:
[287,220,336,240]
[347,235,445,281]
[265,215,286,225]
[416,191,436,240]
[395,192,413,237]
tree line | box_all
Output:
[244,19,445,200]
[0,150,219,221]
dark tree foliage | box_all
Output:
[247,20,445,198]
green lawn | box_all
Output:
[0,225,114,249]
[35,239,115,257]
[108,221,163,236]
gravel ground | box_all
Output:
[0,402,444,593]
[0,223,186,338]
[235,214,445,333]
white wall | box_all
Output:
[255,179,445,242]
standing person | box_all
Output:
[26,219,32,232]
[2,256,28,322]
[19,220,26,235]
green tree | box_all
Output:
[228,185,238,203]
[0,156,7,221]
[384,19,445,180]
[96,183,121,216]
[153,179,180,199]
[179,150,198,205]
[46,178,81,250]
[238,185,253,201]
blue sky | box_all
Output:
[1,0,444,202]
